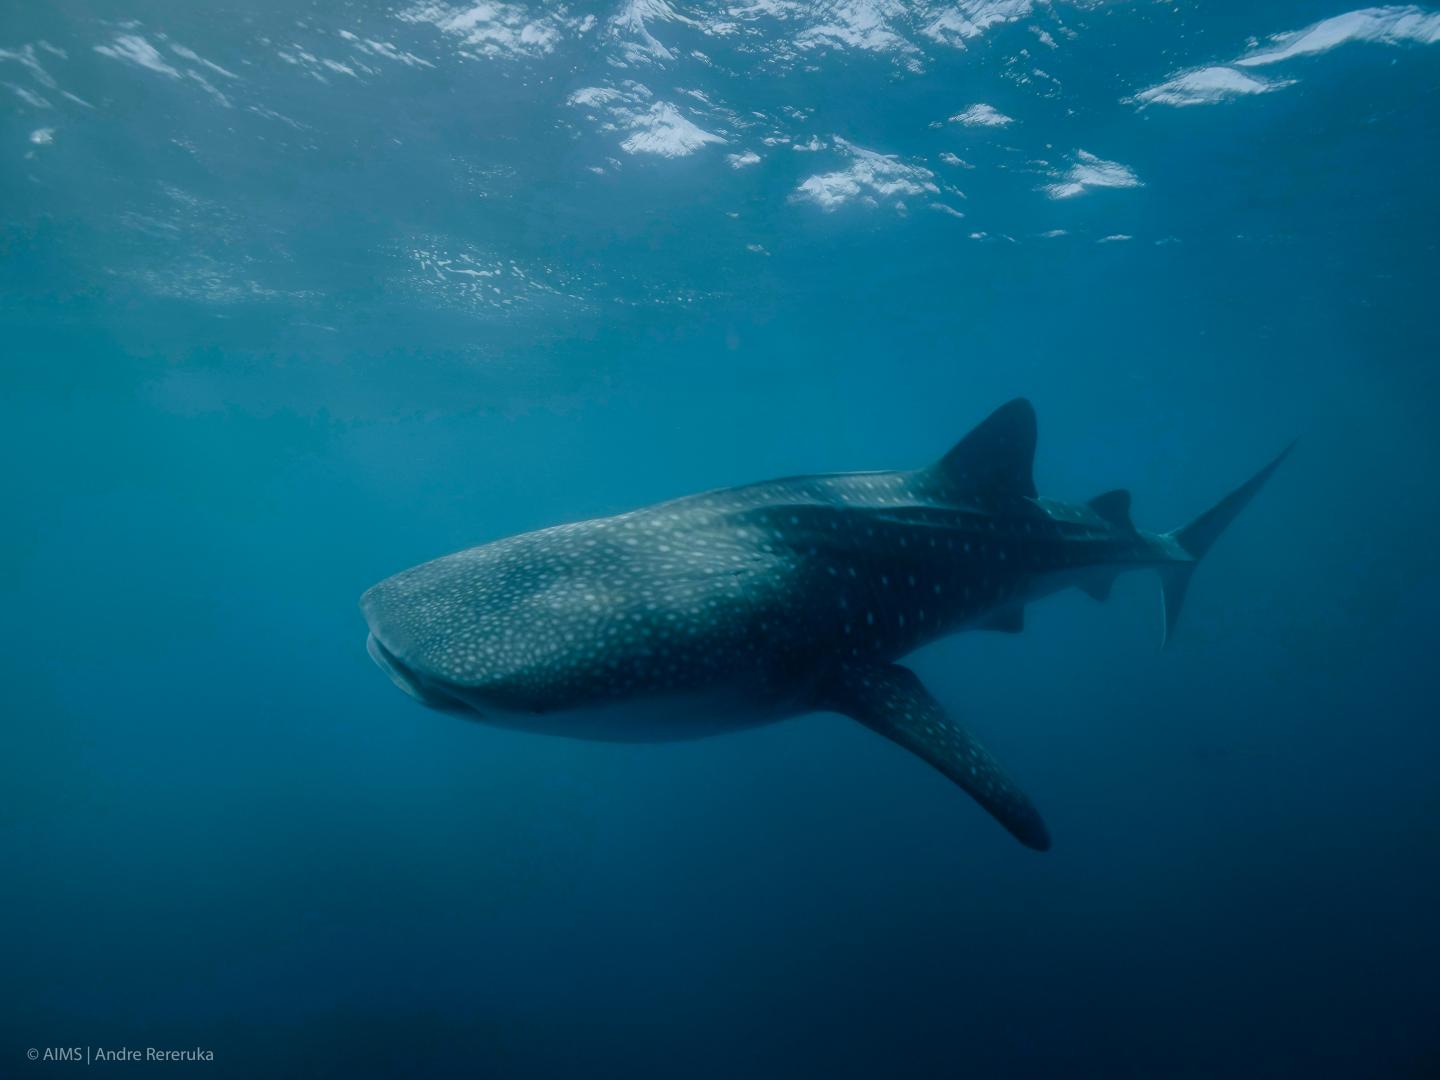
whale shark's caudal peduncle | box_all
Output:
[361,399,1291,851]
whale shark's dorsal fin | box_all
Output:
[1087,489,1134,530]
[929,398,1038,500]
[816,663,1051,851]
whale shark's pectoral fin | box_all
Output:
[817,664,1051,851]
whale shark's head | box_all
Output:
[359,557,493,714]
[360,536,583,717]
[359,512,791,730]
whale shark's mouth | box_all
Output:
[365,632,468,713]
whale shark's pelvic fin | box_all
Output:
[817,663,1051,851]
[1079,572,1119,603]
[1159,440,1296,647]
[928,398,1038,500]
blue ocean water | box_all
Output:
[3,2,1439,1077]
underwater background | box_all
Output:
[3,1,1439,1077]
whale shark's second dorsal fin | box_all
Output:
[1087,489,1135,530]
[928,398,1038,501]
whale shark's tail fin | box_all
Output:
[1159,442,1295,646]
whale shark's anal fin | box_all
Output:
[816,664,1051,852]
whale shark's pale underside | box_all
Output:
[362,400,1290,850]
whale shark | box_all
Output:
[361,399,1290,851]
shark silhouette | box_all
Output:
[362,399,1290,850]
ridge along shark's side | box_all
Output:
[362,400,1291,851]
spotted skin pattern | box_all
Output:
[815,663,1051,850]
[363,399,1288,850]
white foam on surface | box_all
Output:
[398,2,566,59]
[922,0,1037,47]
[949,102,1013,126]
[609,0,706,64]
[0,44,59,89]
[94,34,182,78]
[793,137,938,211]
[1044,150,1141,199]
[1130,66,1291,107]
[1133,5,1440,108]
[620,102,727,156]
[1238,5,1440,66]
